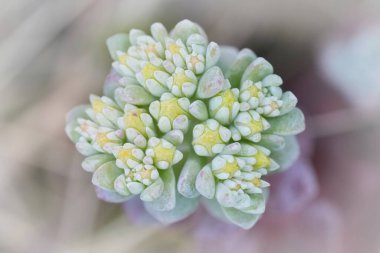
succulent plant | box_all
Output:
[65,19,305,229]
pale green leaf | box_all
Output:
[271,136,300,171]
[226,48,256,87]
[216,46,239,73]
[81,154,114,172]
[265,108,305,136]
[195,165,215,199]
[144,193,199,224]
[140,177,164,202]
[170,19,207,42]
[241,57,273,84]
[177,158,202,198]
[92,161,123,191]
[279,91,298,115]
[259,134,286,151]
[196,66,225,99]
[144,168,176,211]
[106,33,130,60]
[222,207,261,230]
[114,85,155,107]
[95,187,132,203]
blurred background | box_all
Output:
[1,0,380,252]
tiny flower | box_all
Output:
[209,88,240,125]
[136,62,170,97]
[112,143,145,169]
[186,52,206,74]
[192,119,231,156]
[93,127,124,153]
[239,80,264,111]
[66,20,305,229]
[166,67,197,97]
[233,110,270,142]
[75,118,98,140]
[146,137,183,170]
[164,38,188,68]
[211,154,245,180]
[149,93,190,133]
[117,104,155,148]
[87,95,122,127]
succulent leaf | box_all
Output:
[222,207,261,230]
[144,168,176,211]
[178,158,203,198]
[265,108,305,135]
[270,136,300,171]
[145,191,198,224]
[65,20,305,229]
[106,33,130,60]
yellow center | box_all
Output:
[217,90,236,112]
[153,144,175,163]
[248,118,264,134]
[193,127,223,152]
[142,63,160,80]
[254,151,271,169]
[160,98,187,121]
[117,148,135,164]
[168,43,181,54]
[173,72,192,87]
[118,54,128,65]
[139,168,152,179]
[251,177,261,187]
[248,85,260,97]
[222,160,239,176]
[123,109,147,136]
[270,101,279,110]
[92,99,105,113]
[95,132,112,147]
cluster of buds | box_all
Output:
[66,20,305,229]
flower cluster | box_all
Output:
[65,20,305,229]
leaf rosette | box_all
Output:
[66,20,305,229]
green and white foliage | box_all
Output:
[65,20,305,229]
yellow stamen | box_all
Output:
[270,101,279,110]
[248,85,260,97]
[168,43,181,54]
[153,144,175,163]
[92,99,105,113]
[251,177,261,187]
[95,132,112,147]
[222,160,239,176]
[117,148,135,164]
[142,63,160,80]
[254,150,271,169]
[118,54,128,65]
[173,72,192,88]
[248,118,264,133]
[193,127,223,153]
[139,168,152,179]
[123,109,147,136]
[160,98,187,121]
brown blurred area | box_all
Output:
[1,1,380,253]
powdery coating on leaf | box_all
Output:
[65,19,305,229]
